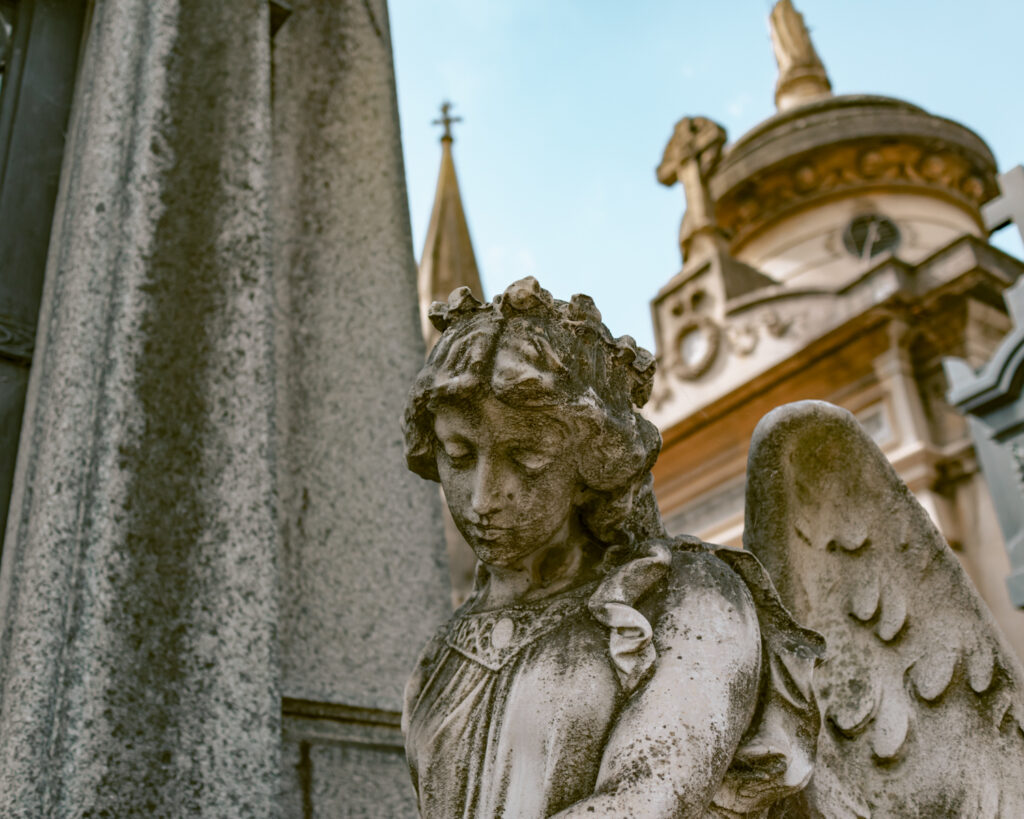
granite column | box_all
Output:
[272,0,451,814]
[0,1,280,815]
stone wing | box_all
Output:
[744,401,1024,818]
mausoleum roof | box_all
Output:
[711,93,1000,250]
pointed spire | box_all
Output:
[769,0,832,111]
[418,102,484,349]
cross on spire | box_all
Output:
[432,100,462,142]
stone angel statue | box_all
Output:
[401,278,1024,817]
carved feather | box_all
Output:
[746,401,1024,817]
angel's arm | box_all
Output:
[551,553,761,819]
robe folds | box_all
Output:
[404,537,824,818]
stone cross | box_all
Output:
[983,164,1024,247]
[656,116,728,262]
[433,100,462,142]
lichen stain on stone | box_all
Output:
[87,5,271,812]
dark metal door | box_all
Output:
[0,0,87,557]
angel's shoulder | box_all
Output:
[661,537,756,606]
[641,538,761,646]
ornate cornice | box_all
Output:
[715,139,995,249]
[709,95,998,249]
[282,697,404,749]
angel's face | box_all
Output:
[432,394,579,567]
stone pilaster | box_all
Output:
[0,1,280,815]
[271,0,450,813]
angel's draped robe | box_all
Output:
[404,539,824,819]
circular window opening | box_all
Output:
[843,213,901,260]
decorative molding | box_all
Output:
[282,697,404,750]
[672,315,720,380]
[725,309,795,358]
[726,323,758,357]
[715,139,995,249]
[282,697,402,726]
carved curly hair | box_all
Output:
[403,278,666,562]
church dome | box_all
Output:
[712,93,999,256]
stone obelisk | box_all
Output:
[0,1,280,814]
[273,1,450,813]
[0,0,450,815]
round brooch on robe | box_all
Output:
[491,618,514,649]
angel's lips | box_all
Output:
[466,526,506,542]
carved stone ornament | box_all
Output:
[746,402,1024,816]
[657,117,728,260]
[673,314,721,378]
[402,279,1024,818]
[769,0,832,110]
[715,140,994,248]
[762,307,792,337]
[726,309,794,358]
[727,322,759,357]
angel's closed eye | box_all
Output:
[441,438,475,464]
[509,448,554,471]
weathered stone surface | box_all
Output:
[401,279,823,817]
[769,0,832,111]
[272,0,449,812]
[273,0,450,714]
[0,1,280,815]
[745,400,1024,816]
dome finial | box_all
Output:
[769,0,832,111]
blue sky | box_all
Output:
[390,1,1024,352]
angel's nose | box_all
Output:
[471,457,506,519]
